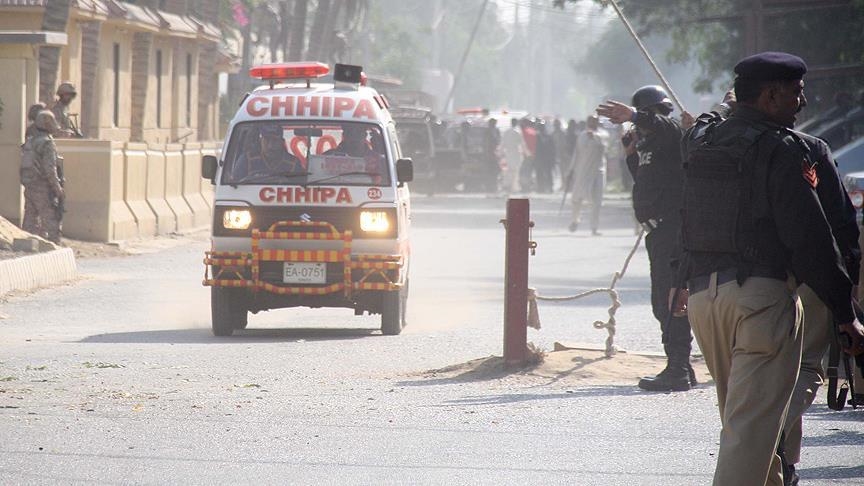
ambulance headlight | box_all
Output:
[360,211,390,233]
[223,209,252,230]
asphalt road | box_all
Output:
[1,193,862,485]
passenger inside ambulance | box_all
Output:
[323,124,376,158]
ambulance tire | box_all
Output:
[211,287,247,336]
[380,290,403,336]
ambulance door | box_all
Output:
[387,122,411,243]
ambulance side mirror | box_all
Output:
[396,158,413,184]
[202,155,218,184]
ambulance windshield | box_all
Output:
[221,121,390,186]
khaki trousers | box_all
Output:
[783,284,832,465]
[689,276,803,486]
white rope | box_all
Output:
[528,229,645,357]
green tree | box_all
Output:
[556,0,864,114]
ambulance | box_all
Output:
[201,62,412,337]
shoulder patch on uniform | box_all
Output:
[802,158,818,188]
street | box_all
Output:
[1,194,862,485]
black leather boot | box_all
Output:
[638,365,691,392]
[688,362,698,387]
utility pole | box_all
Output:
[743,0,764,55]
[443,0,490,111]
[528,0,537,111]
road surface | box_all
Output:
[1,193,861,485]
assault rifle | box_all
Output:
[827,299,864,410]
[54,156,66,221]
[68,113,84,138]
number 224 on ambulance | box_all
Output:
[201,62,413,337]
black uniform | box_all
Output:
[625,110,692,372]
[803,132,861,283]
[682,105,854,323]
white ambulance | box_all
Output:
[202,62,412,336]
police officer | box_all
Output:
[597,86,695,391]
[781,120,861,486]
[680,52,864,486]
[20,110,64,243]
[51,82,81,138]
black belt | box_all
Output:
[688,266,787,294]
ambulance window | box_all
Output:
[221,121,390,187]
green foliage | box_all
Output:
[562,0,864,101]
[362,9,424,88]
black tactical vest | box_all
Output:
[681,115,798,267]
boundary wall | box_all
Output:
[53,139,220,242]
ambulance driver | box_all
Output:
[231,124,304,181]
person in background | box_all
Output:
[482,118,501,193]
[534,119,556,193]
[567,115,606,235]
[597,85,695,392]
[518,118,537,192]
[50,82,82,138]
[20,110,64,243]
[501,118,524,193]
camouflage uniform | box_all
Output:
[25,102,47,140]
[51,82,78,138]
[50,102,76,138]
[21,113,63,243]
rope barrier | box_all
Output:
[528,229,646,357]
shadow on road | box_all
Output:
[77,327,379,344]
[799,464,864,481]
[439,386,644,406]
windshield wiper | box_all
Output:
[233,170,310,185]
[304,171,381,186]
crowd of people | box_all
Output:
[458,111,627,235]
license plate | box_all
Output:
[283,262,326,284]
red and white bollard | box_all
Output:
[502,198,534,366]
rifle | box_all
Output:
[54,156,66,221]
[68,113,84,139]
[827,299,864,410]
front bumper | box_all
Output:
[203,220,403,297]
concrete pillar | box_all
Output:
[122,142,157,237]
[130,32,152,142]
[78,20,100,138]
[56,139,137,242]
[0,45,39,227]
[145,143,176,234]
[181,142,211,229]
[164,142,194,231]
[197,42,216,141]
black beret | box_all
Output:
[734,51,807,82]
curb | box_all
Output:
[0,248,77,297]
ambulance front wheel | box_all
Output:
[211,287,248,336]
[380,288,405,336]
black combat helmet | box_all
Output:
[631,85,674,113]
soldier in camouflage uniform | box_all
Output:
[20,110,64,243]
[50,82,80,138]
[25,102,47,140]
